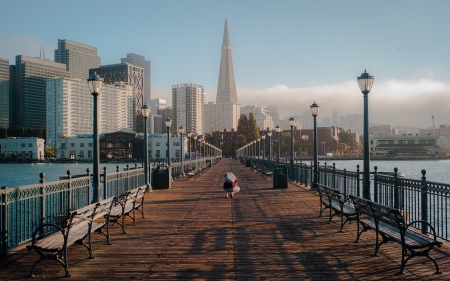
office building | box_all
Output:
[55,39,100,80]
[9,55,69,129]
[240,105,274,130]
[172,84,205,135]
[89,63,144,132]
[0,58,9,128]
[46,78,133,146]
[121,53,151,104]
[204,102,240,133]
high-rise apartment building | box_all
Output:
[216,19,237,104]
[55,39,100,80]
[89,63,144,132]
[9,55,69,129]
[149,98,166,134]
[172,84,205,135]
[46,78,133,146]
[158,107,173,132]
[121,53,151,104]
[0,58,9,128]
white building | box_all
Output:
[55,134,93,160]
[148,134,188,161]
[172,84,205,135]
[204,102,240,134]
[0,137,45,160]
[240,105,274,131]
[46,78,133,146]
[371,134,445,157]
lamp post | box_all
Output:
[253,140,256,158]
[258,138,261,159]
[261,135,266,164]
[87,73,103,202]
[179,126,184,176]
[187,132,192,162]
[275,125,281,164]
[165,118,172,167]
[268,130,272,168]
[141,103,150,191]
[289,117,295,180]
[358,70,374,200]
[310,102,319,189]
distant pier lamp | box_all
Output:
[358,70,374,200]
[165,118,172,167]
[141,103,150,191]
[179,126,184,176]
[289,117,295,180]
[87,73,103,202]
[268,130,272,169]
[187,132,192,161]
[275,125,281,164]
[310,101,319,189]
[261,135,266,164]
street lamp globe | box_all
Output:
[87,73,103,94]
[141,103,150,118]
[357,70,374,94]
[310,102,319,116]
[178,126,184,134]
[289,117,295,127]
[165,118,172,128]
[275,125,281,133]
[268,131,272,137]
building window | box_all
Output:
[70,143,75,147]
[28,143,32,147]
[156,142,160,146]
[61,143,66,149]
[14,143,18,148]
[21,143,26,147]
[174,142,180,146]
[80,143,84,147]
[89,143,93,147]
[155,150,160,157]
[88,150,92,158]
[79,150,84,158]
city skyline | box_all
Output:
[1,1,450,128]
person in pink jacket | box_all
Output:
[223,173,240,198]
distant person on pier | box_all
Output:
[223,171,240,198]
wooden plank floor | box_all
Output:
[1,158,450,280]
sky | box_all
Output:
[1,0,450,128]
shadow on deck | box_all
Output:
[1,158,449,280]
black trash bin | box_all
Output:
[245,159,252,167]
[273,164,288,189]
[153,165,172,189]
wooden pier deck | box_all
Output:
[1,158,449,280]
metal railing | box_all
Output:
[242,156,450,242]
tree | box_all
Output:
[236,114,249,137]
[45,145,57,158]
[0,127,6,138]
[247,113,260,142]
[338,130,358,152]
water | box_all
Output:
[0,162,144,188]
[322,159,450,183]
[1,159,450,188]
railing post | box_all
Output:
[39,173,45,237]
[317,162,320,185]
[393,167,399,209]
[373,166,378,203]
[324,162,327,186]
[310,161,313,188]
[421,169,428,234]
[343,169,347,195]
[332,163,336,190]
[356,165,360,197]
[86,168,91,204]
[1,186,8,257]
[116,166,120,196]
[103,167,107,200]
[66,170,72,211]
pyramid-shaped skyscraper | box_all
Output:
[216,18,238,104]
[204,19,240,134]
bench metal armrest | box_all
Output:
[405,220,442,247]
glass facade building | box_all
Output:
[0,58,9,128]
[55,39,100,80]
[9,55,69,129]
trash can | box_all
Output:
[153,165,172,189]
[245,159,252,167]
[273,164,288,189]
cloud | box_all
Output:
[235,79,450,128]
[0,35,56,62]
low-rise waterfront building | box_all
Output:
[0,137,45,160]
[371,134,445,158]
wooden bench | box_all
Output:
[317,184,356,232]
[108,186,146,234]
[350,195,442,274]
[26,196,116,277]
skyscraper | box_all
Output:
[121,53,151,104]
[55,39,100,80]
[172,84,205,135]
[0,58,9,128]
[9,55,69,129]
[216,18,238,104]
